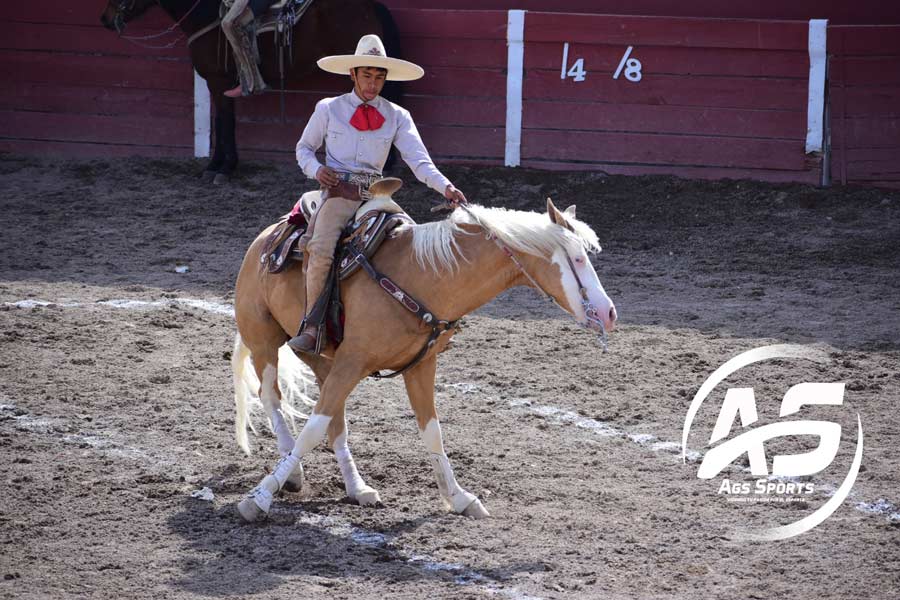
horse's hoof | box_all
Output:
[282,468,304,494]
[200,170,216,183]
[237,496,265,522]
[352,486,382,507]
[213,172,230,185]
[462,498,490,519]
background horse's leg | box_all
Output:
[202,112,225,182]
[210,92,238,185]
[330,416,382,506]
[238,357,368,522]
[402,356,489,518]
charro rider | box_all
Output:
[221,0,278,97]
[288,34,467,354]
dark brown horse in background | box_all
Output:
[100,0,400,183]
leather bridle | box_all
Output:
[462,205,609,352]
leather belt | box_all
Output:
[337,171,378,186]
[321,172,379,203]
[322,181,367,203]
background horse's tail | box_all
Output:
[232,332,316,455]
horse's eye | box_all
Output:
[574,256,585,265]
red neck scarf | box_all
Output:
[350,103,385,131]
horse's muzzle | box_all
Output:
[582,301,616,352]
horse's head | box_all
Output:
[537,198,617,338]
[500,198,617,347]
[100,0,157,33]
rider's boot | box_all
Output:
[287,248,331,355]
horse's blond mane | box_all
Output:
[409,204,601,273]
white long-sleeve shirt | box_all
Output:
[295,91,451,195]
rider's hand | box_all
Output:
[444,184,467,206]
[316,166,340,188]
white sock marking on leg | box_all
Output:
[420,419,477,513]
[292,413,331,458]
[334,430,368,497]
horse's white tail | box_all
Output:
[232,332,317,455]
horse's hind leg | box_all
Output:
[238,357,369,521]
[233,332,298,458]
[403,356,489,518]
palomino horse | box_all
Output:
[99,0,399,183]
[232,197,617,521]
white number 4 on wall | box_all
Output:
[561,43,587,82]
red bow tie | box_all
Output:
[350,104,385,131]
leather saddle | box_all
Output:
[261,177,413,279]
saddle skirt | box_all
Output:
[261,185,414,279]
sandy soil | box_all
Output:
[1,155,898,599]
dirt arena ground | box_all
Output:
[1,155,898,599]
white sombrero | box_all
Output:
[317,34,424,82]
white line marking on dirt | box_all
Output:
[450,385,898,527]
[5,297,235,317]
[855,499,900,523]
[5,300,81,309]
[98,298,235,316]
[292,512,542,598]
[508,398,897,525]
[508,397,703,461]
[2,404,158,464]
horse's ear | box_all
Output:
[563,205,576,218]
[547,197,575,231]
[546,197,563,224]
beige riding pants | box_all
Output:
[222,0,267,95]
[303,196,362,315]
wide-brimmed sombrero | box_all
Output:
[317,34,424,81]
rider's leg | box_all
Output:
[222,0,267,97]
[288,196,361,354]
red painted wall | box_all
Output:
[382,1,900,25]
[517,12,818,182]
[0,2,194,158]
[829,25,900,187]
[1,3,897,186]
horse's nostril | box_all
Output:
[609,306,617,323]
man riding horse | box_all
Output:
[288,34,468,354]
[221,0,278,97]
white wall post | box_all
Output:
[193,70,211,158]
[805,19,828,154]
[505,10,525,167]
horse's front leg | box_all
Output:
[330,416,382,506]
[237,359,367,522]
[403,356,489,518]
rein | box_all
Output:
[458,204,609,352]
[116,0,205,48]
[348,201,609,379]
